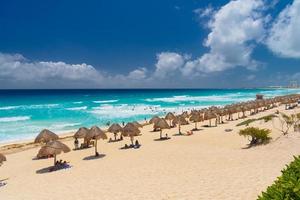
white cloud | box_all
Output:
[266,0,300,58]
[153,52,186,79]
[127,68,147,80]
[182,0,267,76]
[0,52,105,88]
[194,6,214,18]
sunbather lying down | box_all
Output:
[0,181,7,187]
[185,131,193,136]
[49,160,71,172]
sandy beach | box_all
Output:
[1,104,300,200]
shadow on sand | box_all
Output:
[154,137,171,141]
[36,165,72,174]
[83,154,106,160]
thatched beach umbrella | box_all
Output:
[108,123,123,141]
[189,111,203,130]
[181,111,189,119]
[149,116,160,124]
[154,118,170,139]
[37,141,70,166]
[74,127,89,139]
[87,126,107,156]
[0,153,6,165]
[34,129,59,143]
[122,122,141,145]
[165,112,176,126]
[204,112,217,127]
[132,121,143,128]
[173,115,188,135]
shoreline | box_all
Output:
[0,95,291,154]
[1,88,299,145]
[1,95,300,199]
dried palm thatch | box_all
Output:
[108,123,123,141]
[74,127,89,139]
[154,118,170,139]
[122,123,141,145]
[34,129,59,143]
[37,141,70,166]
[87,126,107,156]
[0,153,6,165]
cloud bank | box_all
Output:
[0,0,299,88]
[266,0,300,58]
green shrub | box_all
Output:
[258,155,300,200]
[239,127,271,147]
[258,114,277,122]
[236,119,257,126]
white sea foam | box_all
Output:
[73,101,83,104]
[50,123,82,129]
[0,106,21,110]
[93,100,119,103]
[0,116,31,122]
[144,95,251,103]
[0,104,59,110]
[66,106,87,111]
[90,104,161,118]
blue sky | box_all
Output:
[0,0,299,89]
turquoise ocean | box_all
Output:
[1,88,300,143]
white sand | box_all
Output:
[1,105,300,200]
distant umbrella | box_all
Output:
[204,112,217,127]
[87,126,107,156]
[122,122,141,145]
[132,121,143,128]
[189,112,203,130]
[108,123,123,141]
[74,127,89,139]
[173,115,188,135]
[165,112,176,126]
[0,153,6,165]
[34,129,59,143]
[37,141,70,166]
[181,111,189,119]
[154,118,170,139]
[174,115,188,135]
[149,116,160,124]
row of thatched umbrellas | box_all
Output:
[149,94,300,137]
[34,122,142,166]
[1,93,299,169]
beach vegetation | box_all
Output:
[236,119,257,126]
[257,114,277,122]
[275,113,300,135]
[237,114,277,127]
[239,127,271,147]
[258,155,300,200]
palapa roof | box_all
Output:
[189,112,203,122]
[122,122,141,137]
[108,123,123,133]
[165,112,176,120]
[132,121,143,128]
[154,118,170,130]
[149,116,160,124]
[74,127,89,139]
[0,153,6,164]
[87,126,108,140]
[34,129,59,143]
[37,141,70,157]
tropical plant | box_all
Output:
[276,113,297,135]
[239,127,271,147]
[258,114,277,122]
[258,155,300,200]
[236,119,257,126]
